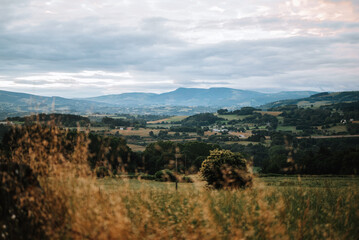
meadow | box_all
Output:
[2,124,359,240]
[91,175,359,239]
[24,168,359,239]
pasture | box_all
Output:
[255,111,283,116]
[111,128,161,137]
[217,114,249,120]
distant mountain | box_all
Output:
[5,88,357,117]
[0,90,112,119]
[261,91,359,110]
[85,88,318,107]
[86,92,157,106]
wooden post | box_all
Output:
[175,153,178,191]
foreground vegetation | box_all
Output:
[1,124,358,239]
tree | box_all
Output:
[149,131,154,137]
[217,109,228,115]
[200,149,252,189]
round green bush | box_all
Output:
[200,149,252,189]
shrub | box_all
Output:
[96,166,110,178]
[138,174,156,180]
[0,162,46,240]
[155,169,177,182]
[154,169,193,183]
[200,149,252,189]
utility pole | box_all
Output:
[175,144,180,191]
[175,153,178,191]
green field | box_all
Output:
[258,175,359,188]
[147,116,188,124]
[224,141,262,145]
[276,125,297,132]
[327,125,347,133]
[147,123,181,128]
[98,175,359,191]
[297,100,332,108]
[217,114,249,120]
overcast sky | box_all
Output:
[1,0,359,98]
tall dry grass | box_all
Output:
[2,123,359,239]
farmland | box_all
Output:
[2,128,358,240]
[1,102,359,239]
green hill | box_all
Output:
[261,91,359,110]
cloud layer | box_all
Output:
[0,0,358,97]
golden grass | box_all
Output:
[111,128,161,137]
[127,144,146,152]
[3,124,359,239]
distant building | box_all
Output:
[212,128,228,133]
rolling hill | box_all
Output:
[261,91,359,110]
[85,88,317,107]
[2,88,357,117]
[0,90,113,119]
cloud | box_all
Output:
[0,0,358,97]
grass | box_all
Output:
[258,175,359,188]
[127,144,147,152]
[297,100,332,108]
[98,175,359,191]
[3,124,359,239]
[255,111,283,116]
[111,128,160,137]
[70,126,110,131]
[93,176,359,239]
[147,116,188,124]
[224,141,261,145]
[147,123,181,128]
[217,114,249,120]
[327,125,347,133]
[277,126,297,132]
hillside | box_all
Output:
[85,87,317,107]
[0,90,113,119]
[261,91,359,110]
[4,89,357,117]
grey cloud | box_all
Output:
[0,17,186,74]
[162,34,358,80]
[196,17,359,34]
[12,80,51,85]
[0,0,358,96]
[1,25,358,91]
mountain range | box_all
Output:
[84,88,317,107]
[3,87,356,117]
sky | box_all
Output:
[0,0,359,98]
